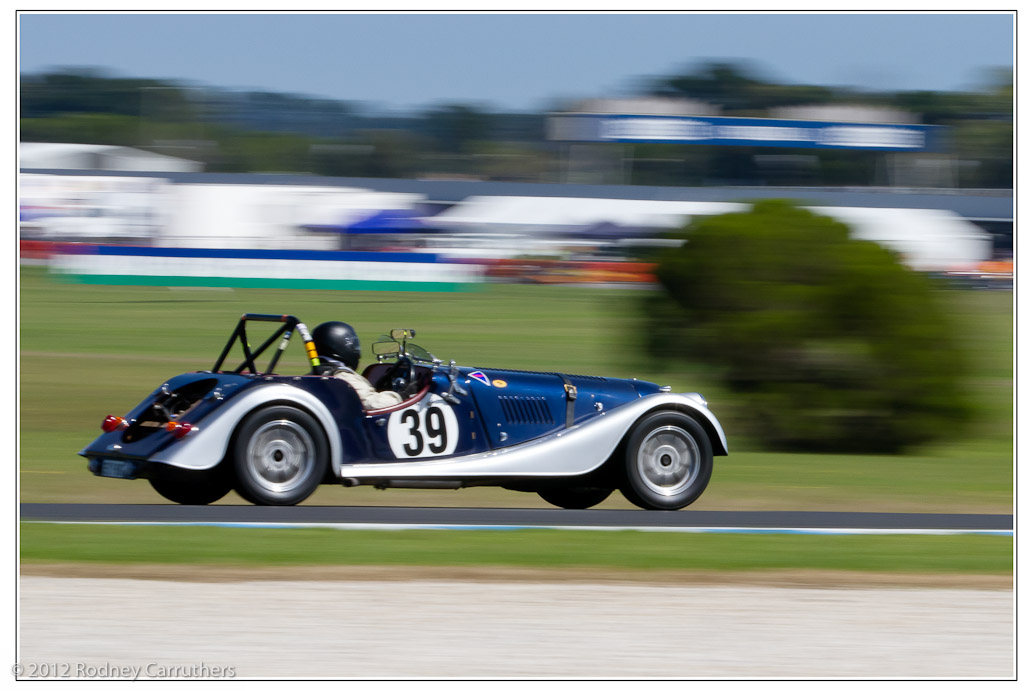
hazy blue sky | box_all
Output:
[18,12,1014,112]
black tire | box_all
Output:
[233,405,329,506]
[619,411,713,510]
[148,465,232,505]
[537,486,613,510]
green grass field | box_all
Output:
[19,266,1013,513]
[19,523,1013,576]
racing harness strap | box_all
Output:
[559,374,578,428]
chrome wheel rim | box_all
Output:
[636,426,699,496]
[245,419,315,494]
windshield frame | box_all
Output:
[372,333,440,365]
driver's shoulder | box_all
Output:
[332,367,368,384]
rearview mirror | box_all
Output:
[390,328,416,340]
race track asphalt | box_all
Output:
[19,503,1014,531]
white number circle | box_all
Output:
[386,394,459,458]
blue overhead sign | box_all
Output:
[548,114,943,152]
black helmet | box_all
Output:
[312,321,361,370]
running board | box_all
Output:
[342,478,464,490]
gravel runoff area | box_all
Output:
[19,576,1013,679]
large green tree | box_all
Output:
[646,200,972,453]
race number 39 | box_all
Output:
[386,395,459,458]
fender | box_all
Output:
[339,393,727,481]
[148,383,345,473]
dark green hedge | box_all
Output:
[646,200,972,453]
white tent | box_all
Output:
[163,184,425,250]
[20,171,426,249]
[809,206,992,272]
[20,143,203,173]
[428,195,991,271]
[429,195,742,233]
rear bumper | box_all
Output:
[85,456,147,480]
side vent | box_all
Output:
[499,396,555,425]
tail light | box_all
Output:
[101,415,127,432]
[165,421,196,439]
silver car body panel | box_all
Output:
[339,393,726,481]
[146,384,344,473]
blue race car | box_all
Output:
[81,314,728,510]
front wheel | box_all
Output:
[233,406,328,506]
[619,412,713,510]
[537,486,613,510]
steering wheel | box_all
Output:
[379,356,416,397]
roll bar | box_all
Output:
[212,313,319,375]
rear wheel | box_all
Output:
[148,465,232,505]
[537,486,613,510]
[619,412,713,510]
[233,406,328,506]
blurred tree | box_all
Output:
[213,131,316,173]
[203,89,360,138]
[889,90,963,125]
[952,120,1013,188]
[420,103,492,153]
[360,129,429,178]
[468,141,549,181]
[19,67,1012,187]
[816,150,881,186]
[645,200,972,453]
[651,61,764,110]
[308,142,373,178]
[649,61,840,112]
[20,113,142,146]
[21,69,195,120]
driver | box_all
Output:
[311,321,403,409]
